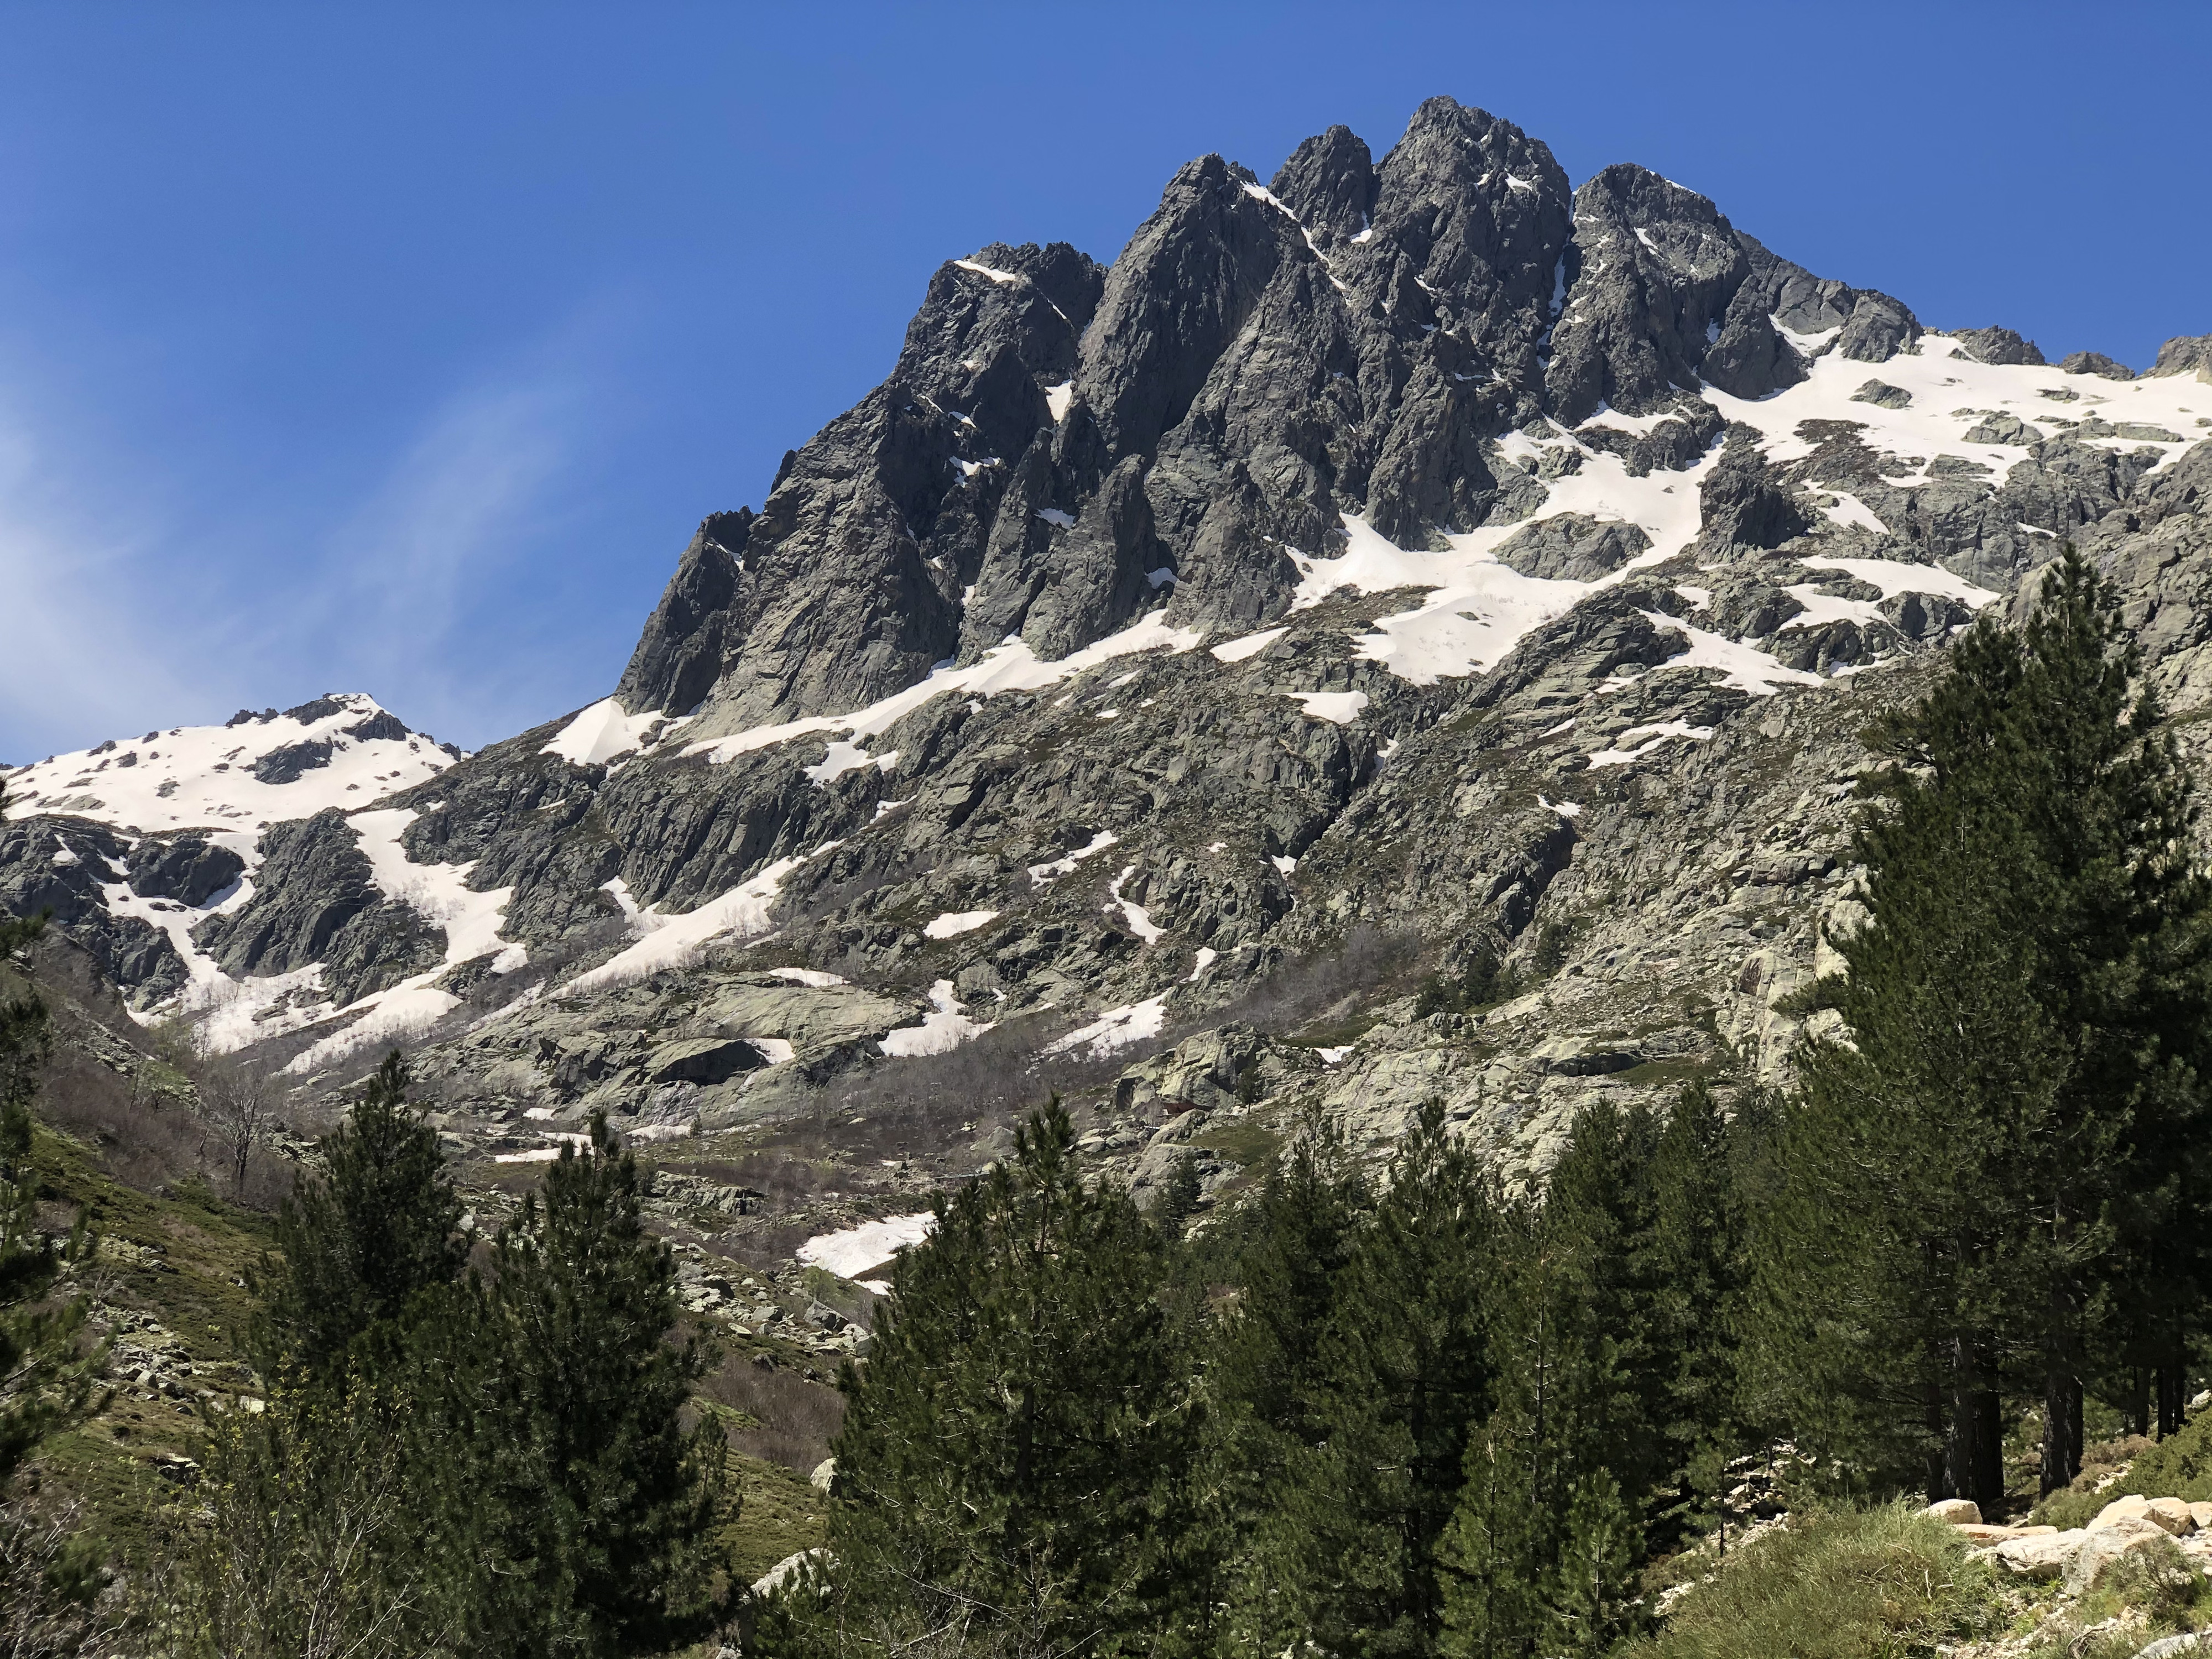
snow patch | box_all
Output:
[952,258,1020,285]
[1587,721,1717,768]
[560,852,820,1000]
[1045,993,1170,1060]
[798,1213,937,1280]
[1819,493,1890,536]
[683,611,1202,770]
[923,909,998,940]
[1045,382,1074,422]
[542,698,686,767]
[3,692,451,834]
[1106,865,1163,944]
[1211,627,1288,664]
[879,979,995,1057]
[1284,690,1369,724]
[1642,613,1824,697]
[805,741,898,784]
[1797,556,2000,608]
[1027,830,1118,886]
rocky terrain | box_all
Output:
[7,95,2212,1305]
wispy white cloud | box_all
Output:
[0,413,208,759]
[278,368,586,742]
[0,324,615,763]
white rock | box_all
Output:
[1994,1528,2090,1579]
[1923,1498,1981,1525]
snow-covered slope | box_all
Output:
[1,694,534,1057]
[3,693,455,835]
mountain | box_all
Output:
[7,93,2212,1214]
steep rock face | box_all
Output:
[0,817,184,1004]
[662,241,1106,735]
[194,811,443,1006]
[614,511,750,718]
[1548,165,1755,422]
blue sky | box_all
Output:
[2,1,2206,761]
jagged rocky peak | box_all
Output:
[606,96,1940,745]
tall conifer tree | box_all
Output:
[1277,1100,1496,1659]
[1765,548,2212,1502]
[775,1101,1190,1659]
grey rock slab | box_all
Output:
[1493,513,1651,581]
[2061,350,2135,380]
[1850,379,1912,409]
[1950,326,2046,366]
[2150,335,2212,380]
[1962,412,2044,445]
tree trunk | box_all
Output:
[2041,1368,2082,1496]
[1944,1342,2005,1509]
[1925,1368,1950,1506]
[2158,1358,2186,1440]
[2130,1366,2152,1437]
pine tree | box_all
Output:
[1208,1114,1370,1653]
[477,1114,726,1656]
[1761,548,2212,1504]
[778,1100,1190,1659]
[1644,1083,1750,1543]
[1276,1099,1498,1659]
[251,1050,466,1394]
[1439,1102,1660,1659]
[1153,1149,1203,1243]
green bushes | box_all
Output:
[1631,1506,1999,1659]
[2117,1411,2212,1505]
[2032,1419,2212,1527]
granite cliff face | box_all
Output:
[9,96,2212,1244]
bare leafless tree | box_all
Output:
[199,1055,278,1201]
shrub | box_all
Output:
[1631,1505,2000,1659]
[2029,1429,2204,1529]
[2116,1412,2212,1505]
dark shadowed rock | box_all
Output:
[194,810,444,1006]
[1952,326,2046,367]
[251,740,335,785]
[0,816,184,1005]
[1700,435,1811,550]
[1548,165,1751,423]
[2060,351,2133,380]
[615,512,750,717]
[127,833,246,909]
[1493,514,1651,581]
[1269,124,1376,248]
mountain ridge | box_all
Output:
[6,93,2212,1207]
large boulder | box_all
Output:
[2064,1517,2172,1593]
[1922,1498,1980,1525]
[2089,1494,2195,1535]
[646,1036,773,1086]
[1993,1528,2090,1579]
